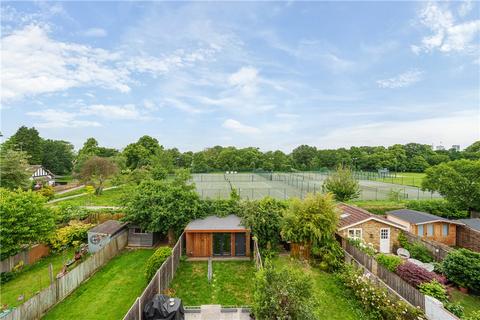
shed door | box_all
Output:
[235,233,246,256]
[194,233,211,257]
[213,233,231,256]
[380,228,390,253]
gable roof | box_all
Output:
[337,204,406,231]
[387,209,464,225]
[458,218,480,232]
[185,214,248,231]
[26,165,54,177]
[89,220,128,236]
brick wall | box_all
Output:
[456,225,480,252]
[339,220,401,252]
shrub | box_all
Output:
[418,279,448,302]
[38,185,55,200]
[376,254,403,272]
[398,232,434,263]
[54,204,89,224]
[406,199,468,219]
[312,240,344,272]
[322,165,360,201]
[464,310,480,320]
[348,238,376,256]
[144,247,172,282]
[396,262,446,288]
[47,221,94,251]
[444,302,464,318]
[0,271,15,285]
[338,264,426,320]
[442,248,480,291]
[253,261,317,320]
[407,242,434,263]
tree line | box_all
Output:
[2,126,479,177]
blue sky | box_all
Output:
[1,1,479,151]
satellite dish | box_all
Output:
[397,248,410,259]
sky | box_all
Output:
[1,1,479,152]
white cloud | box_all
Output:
[26,109,101,128]
[1,24,221,103]
[316,110,479,149]
[81,104,149,120]
[377,69,423,89]
[413,2,480,54]
[82,28,107,37]
[222,119,261,134]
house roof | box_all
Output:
[89,220,128,235]
[458,218,480,232]
[387,209,464,225]
[337,204,406,231]
[26,165,54,177]
[185,215,248,231]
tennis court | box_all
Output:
[192,172,441,201]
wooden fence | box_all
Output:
[1,244,50,273]
[404,231,452,261]
[344,241,425,310]
[1,232,128,320]
[253,238,262,270]
[123,233,184,320]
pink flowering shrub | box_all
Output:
[396,262,447,288]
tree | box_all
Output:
[3,126,43,164]
[122,175,201,244]
[322,165,360,201]
[291,145,317,170]
[464,141,480,153]
[240,197,286,250]
[253,261,317,320]
[281,193,339,247]
[80,156,118,194]
[0,148,30,190]
[123,135,162,169]
[0,189,56,259]
[422,159,480,212]
[41,139,74,174]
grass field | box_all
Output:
[168,261,255,306]
[1,248,74,308]
[272,256,374,320]
[53,187,86,199]
[349,199,407,215]
[51,186,126,206]
[42,249,154,320]
[373,172,426,188]
[450,288,480,318]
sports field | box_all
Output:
[192,172,441,201]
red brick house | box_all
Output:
[337,204,406,253]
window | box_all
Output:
[348,228,362,240]
[417,225,424,236]
[443,223,449,236]
[427,224,434,236]
[133,228,147,234]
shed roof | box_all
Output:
[458,218,480,232]
[387,209,464,225]
[185,215,248,231]
[338,204,405,230]
[89,220,128,235]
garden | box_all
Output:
[348,232,480,319]
[168,261,255,306]
[42,249,154,320]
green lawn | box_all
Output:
[51,186,126,206]
[450,288,480,318]
[273,256,374,320]
[53,187,86,199]
[42,249,154,320]
[374,172,426,188]
[1,248,74,308]
[169,261,255,306]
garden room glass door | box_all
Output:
[213,233,231,256]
